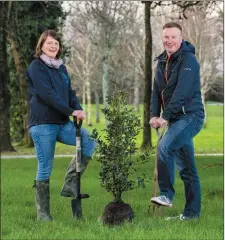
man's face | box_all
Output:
[162,27,182,55]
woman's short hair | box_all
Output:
[35,30,62,58]
[163,22,182,33]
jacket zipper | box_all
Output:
[161,89,166,110]
[165,56,170,84]
[161,55,170,110]
[58,69,67,97]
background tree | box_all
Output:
[150,1,223,127]
[68,2,138,108]
[0,2,15,151]
[140,0,221,148]
[127,24,145,113]
[181,5,223,127]
[141,2,153,149]
[63,1,140,124]
[9,53,24,143]
[63,5,102,125]
[8,2,66,146]
[1,1,222,150]
[86,2,138,108]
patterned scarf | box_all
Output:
[40,53,63,69]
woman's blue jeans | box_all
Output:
[29,120,97,181]
[157,114,204,217]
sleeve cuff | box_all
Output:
[150,115,160,119]
[161,112,171,121]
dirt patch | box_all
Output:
[205,189,224,199]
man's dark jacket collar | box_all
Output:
[155,40,196,62]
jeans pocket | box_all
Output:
[29,125,39,138]
[192,118,204,138]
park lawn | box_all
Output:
[193,104,223,153]
[1,156,223,240]
[3,104,224,156]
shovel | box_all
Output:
[148,127,166,217]
[71,116,89,219]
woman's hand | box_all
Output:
[71,110,86,120]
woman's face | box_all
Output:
[41,36,60,59]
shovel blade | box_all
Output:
[71,198,82,219]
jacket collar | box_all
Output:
[155,48,182,62]
[154,41,191,62]
[39,53,63,69]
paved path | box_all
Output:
[1,153,223,159]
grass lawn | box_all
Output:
[3,104,223,156]
[1,156,223,240]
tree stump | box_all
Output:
[101,201,134,226]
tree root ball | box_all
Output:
[101,201,134,226]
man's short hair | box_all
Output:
[163,22,182,33]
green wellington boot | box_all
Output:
[60,155,91,198]
[33,179,53,221]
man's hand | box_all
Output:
[71,110,86,120]
[149,117,160,128]
[156,117,168,128]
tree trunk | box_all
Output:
[101,1,110,109]
[82,81,87,124]
[202,92,207,128]
[7,33,32,147]
[86,44,92,126]
[95,90,100,123]
[86,79,92,126]
[0,2,15,152]
[112,173,122,203]
[141,2,152,149]
[102,49,109,109]
[133,62,140,112]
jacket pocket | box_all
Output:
[183,98,192,114]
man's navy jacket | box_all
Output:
[150,40,205,122]
[26,58,82,128]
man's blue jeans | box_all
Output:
[29,121,97,181]
[157,114,204,217]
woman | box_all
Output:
[26,30,96,221]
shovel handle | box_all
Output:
[73,116,82,129]
[155,127,166,141]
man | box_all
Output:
[149,22,205,220]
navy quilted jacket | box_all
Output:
[26,58,82,127]
[150,41,205,122]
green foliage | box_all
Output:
[7,46,24,142]
[9,69,24,142]
[8,2,69,144]
[92,91,150,203]
[9,2,67,63]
